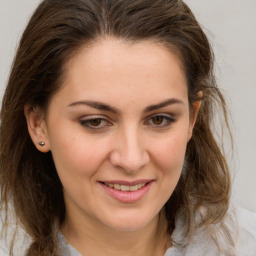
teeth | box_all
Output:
[120,185,129,191]
[105,182,146,192]
[114,184,120,190]
[130,185,138,192]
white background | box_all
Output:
[0,0,255,212]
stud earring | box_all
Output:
[38,141,45,146]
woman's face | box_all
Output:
[32,38,198,232]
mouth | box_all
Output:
[99,180,154,203]
[102,182,148,192]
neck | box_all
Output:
[61,210,171,256]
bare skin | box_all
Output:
[25,38,200,256]
[61,209,171,256]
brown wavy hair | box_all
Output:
[0,0,232,255]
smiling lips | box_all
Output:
[104,182,147,192]
[100,180,153,203]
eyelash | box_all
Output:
[79,115,111,130]
[145,114,176,128]
[79,114,176,130]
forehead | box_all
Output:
[55,38,188,108]
[65,38,185,79]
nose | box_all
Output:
[109,126,150,173]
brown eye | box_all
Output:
[80,116,111,130]
[152,116,164,125]
[146,114,175,128]
[89,118,102,126]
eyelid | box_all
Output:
[144,113,176,127]
[79,115,112,130]
[79,114,108,121]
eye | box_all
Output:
[88,118,103,127]
[79,116,111,130]
[146,114,175,128]
[151,116,165,125]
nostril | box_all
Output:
[109,137,150,172]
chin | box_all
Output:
[101,211,159,232]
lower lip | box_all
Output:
[100,182,153,203]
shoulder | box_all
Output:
[0,239,9,256]
[0,230,30,256]
[166,205,256,256]
[0,212,31,256]
[235,206,256,255]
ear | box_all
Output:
[187,91,203,141]
[24,105,51,153]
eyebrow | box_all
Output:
[68,100,119,114]
[68,98,184,114]
[144,98,185,113]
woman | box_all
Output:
[0,0,255,255]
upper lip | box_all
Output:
[99,179,154,186]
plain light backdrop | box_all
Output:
[0,0,255,212]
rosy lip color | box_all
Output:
[99,181,153,203]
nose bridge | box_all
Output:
[110,123,149,172]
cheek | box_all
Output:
[153,132,188,171]
[151,129,188,193]
[145,133,188,213]
[49,135,112,206]
[161,139,186,187]
[160,136,188,191]
[49,131,110,180]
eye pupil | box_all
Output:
[153,116,163,125]
[90,119,102,126]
